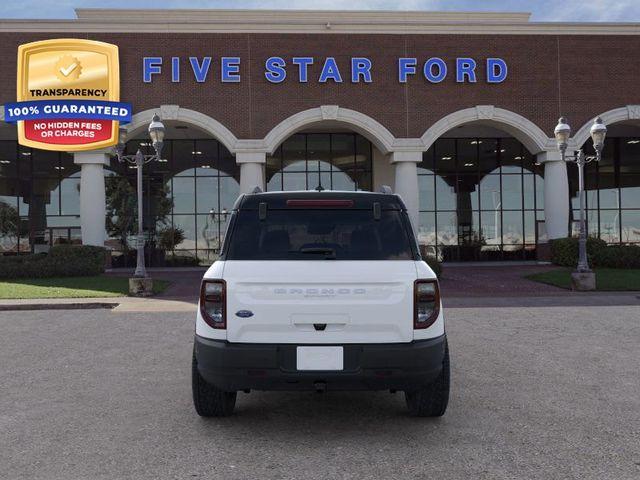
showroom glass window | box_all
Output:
[112,139,239,266]
[4,134,639,264]
[266,133,373,192]
[569,137,640,244]
[418,137,544,261]
[0,140,81,254]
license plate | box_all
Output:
[296,346,344,371]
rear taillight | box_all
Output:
[200,280,226,329]
[414,280,440,329]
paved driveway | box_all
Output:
[1,305,639,479]
[438,265,565,297]
[106,264,569,301]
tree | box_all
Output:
[105,176,173,252]
[157,226,185,251]
[0,201,22,250]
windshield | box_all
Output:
[224,209,416,260]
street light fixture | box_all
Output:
[113,114,166,288]
[553,117,571,152]
[553,116,607,286]
[147,114,166,151]
[590,117,607,152]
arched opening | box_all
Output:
[263,107,395,196]
[107,120,239,267]
[570,120,640,245]
[418,123,545,261]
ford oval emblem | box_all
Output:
[235,310,254,318]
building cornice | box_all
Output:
[0,9,638,35]
[75,9,534,24]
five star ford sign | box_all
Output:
[4,39,132,151]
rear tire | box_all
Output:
[405,340,450,417]
[192,349,237,417]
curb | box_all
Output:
[0,302,119,311]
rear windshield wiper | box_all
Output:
[296,247,336,259]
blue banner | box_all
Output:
[4,100,132,123]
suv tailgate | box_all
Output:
[223,260,417,344]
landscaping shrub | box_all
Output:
[164,254,201,267]
[0,245,106,279]
[157,226,185,252]
[550,237,606,267]
[550,237,640,268]
[592,244,640,268]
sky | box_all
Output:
[0,0,639,22]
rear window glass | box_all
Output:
[225,209,415,260]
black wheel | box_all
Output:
[405,341,450,417]
[192,349,237,417]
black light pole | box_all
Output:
[553,116,607,288]
[113,114,165,292]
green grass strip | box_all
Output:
[526,268,640,291]
[0,276,170,299]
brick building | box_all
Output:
[0,9,639,264]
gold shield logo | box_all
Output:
[15,38,121,151]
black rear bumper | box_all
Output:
[194,334,447,392]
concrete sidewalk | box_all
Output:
[0,295,197,312]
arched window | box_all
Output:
[267,133,372,192]
[0,141,82,253]
[568,135,640,244]
[418,136,544,261]
[106,138,240,266]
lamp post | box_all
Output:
[553,116,607,289]
[113,114,165,293]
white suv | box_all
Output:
[192,190,449,417]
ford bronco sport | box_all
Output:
[192,189,449,417]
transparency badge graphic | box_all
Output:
[4,39,132,151]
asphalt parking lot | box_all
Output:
[1,305,639,480]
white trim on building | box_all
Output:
[263,106,397,156]
[572,105,640,149]
[420,106,554,155]
[1,9,640,35]
[128,106,239,154]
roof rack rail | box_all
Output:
[379,185,393,194]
